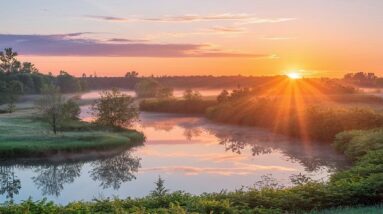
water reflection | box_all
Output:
[0,112,348,204]
[32,163,82,196]
[90,152,141,189]
[138,113,348,172]
[0,150,141,200]
[0,166,21,201]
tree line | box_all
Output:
[0,48,85,112]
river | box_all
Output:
[0,90,348,204]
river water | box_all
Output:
[0,90,348,204]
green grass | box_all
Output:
[0,110,145,159]
[309,205,383,214]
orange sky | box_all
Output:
[3,0,383,77]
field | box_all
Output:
[0,109,144,159]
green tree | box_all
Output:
[0,48,19,74]
[56,70,81,93]
[20,62,38,73]
[35,85,80,134]
[62,99,81,120]
[5,80,23,113]
[150,176,168,197]
[91,88,139,128]
[135,78,162,98]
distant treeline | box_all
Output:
[83,75,358,93]
[0,48,85,106]
[343,72,383,87]
[82,75,282,90]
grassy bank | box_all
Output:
[0,110,145,159]
[206,98,383,141]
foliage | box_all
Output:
[2,80,24,113]
[91,88,139,128]
[35,85,80,134]
[150,176,169,197]
[135,78,163,98]
[206,97,383,141]
[0,48,83,98]
[344,72,379,87]
[334,129,383,160]
[56,70,82,93]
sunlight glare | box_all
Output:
[287,72,302,79]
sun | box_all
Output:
[287,72,302,79]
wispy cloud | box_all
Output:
[209,26,246,33]
[107,38,149,43]
[0,33,263,58]
[140,14,251,22]
[84,14,296,24]
[85,15,129,22]
[241,17,296,25]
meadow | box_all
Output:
[0,109,144,159]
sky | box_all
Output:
[0,0,382,77]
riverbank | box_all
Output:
[0,109,145,159]
[0,118,382,213]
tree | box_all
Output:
[134,78,162,98]
[5,80,23,113]
[20,62,38,73]
[183,89,202,102]
[91,88,139,128]
[150,176,168,197]
[0,48,19,74]
[157,87,174,99]
[62,99,81,120]
[125,71,139,78]
[217,89,229,103]
[35,85,80,134]
[56,70,81,93]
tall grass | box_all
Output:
[206,97,383,141]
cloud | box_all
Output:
[85,15,129,22]
[241,17,296,25]
[141,14,251,22]
[107,38,149,43]
[84,14,296,24]
[209,26,245,33]
[0,33,263,58]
